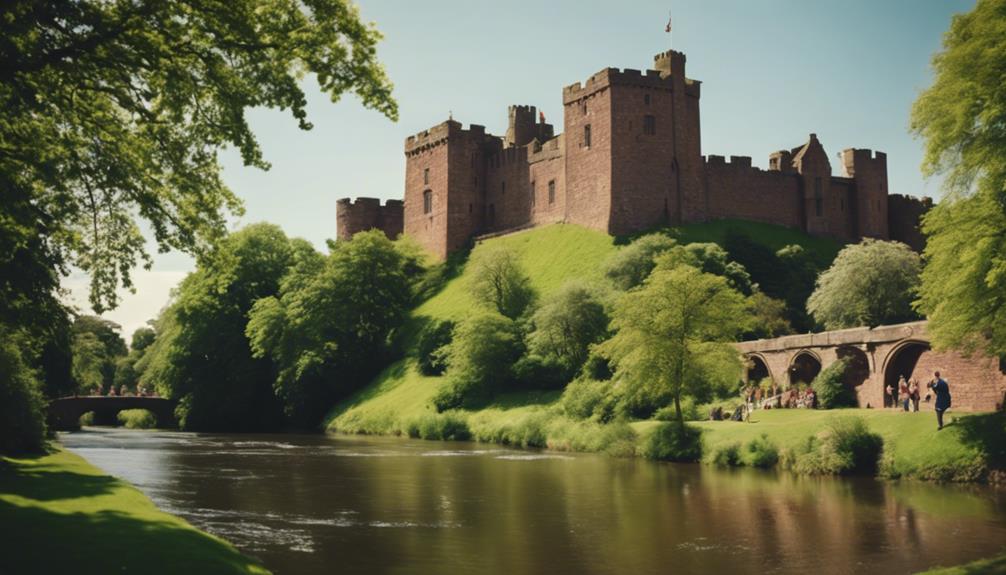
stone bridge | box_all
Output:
[48,396,178,430]
[737,321,1006,411]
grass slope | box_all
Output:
[327,221,839,437]
[0,447,269,575]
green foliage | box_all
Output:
[78,412,95,426]
[415,320,455,376]
[70,316,127,394]
[807,239,921,329]
[0,329,48,454]
[559,378,619,423]
[140,224,292,432]
[641,422,703,462]
[744,434,780,468]
[526,281,609,377]
[915,189,1006,355]
[467,245,537,319]
[511,354,568,390]
[743,291,794,340]
[117,409,157,430]
[790,417,884,475]
[708,443,742,467]
[603,233,676,290]
[811,358,857,409]
[600,264,750,424]
[246,230,412,427]
[2,0,396,313]
[400,412,471,441]
[130,327,156,352]
[433,313,523,411]
[653,396,703,422]
[654,242,753,295]
[113,354,140,392]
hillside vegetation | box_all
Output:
[326,220,837,438]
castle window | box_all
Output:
[548,180,556,204]
[584,124,591,148]
[644,94,651,106]
[531,181,536,207]
[488,203,495,224]
[423,168,429,185]
[502,181,506,195]
[469,203,473,214]
[581,101,587,115]
[840,198,845,212]
[814,177,823,217]
[644,115,656,135]
[423,190,433,214]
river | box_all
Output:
[61,428,1006,575]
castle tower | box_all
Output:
[842,148,889,239]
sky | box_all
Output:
[63,0,975,340]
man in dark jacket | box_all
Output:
[929,371,952,430]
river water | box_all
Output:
[61,429,1006,575]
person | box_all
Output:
[885,382,895,408]
[908,378,921,412]
[898,376,910,412]
[928,371,952,430]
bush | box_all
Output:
[604,233,676,290]
[79,411,95,426]
[526,281,609,377]
[559,378,619,422]
[468,411,551,448]
[512,354,568,390]
[0,331,48,454]
[708,443,742,467]
[653,397,704,422]
[580,351,612,381]
[811,358,857,409]
[744,434,780,468]
[117,409,157,429]
[641,422,703,462]
[416,320,454,376]
[402,412,471,441]
[434,313,523,411]
[791,417,883,475]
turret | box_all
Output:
[842,148,889,239]
[653,49,686,80]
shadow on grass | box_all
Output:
[955,411,1006,469]
[0,454,118,501]
[0,501,267,575]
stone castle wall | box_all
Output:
[335,197,403,241]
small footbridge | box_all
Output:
[48,396,178,430]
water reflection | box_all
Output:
[61,429,1006,575]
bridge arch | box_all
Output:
[744,353,772,385]
[881,339,931,407]
[48,396,177,431]
[788,350,822,387]
[836,345,871,406]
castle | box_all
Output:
[337,49,929,258]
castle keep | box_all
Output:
[337,49,927,258]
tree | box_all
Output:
[744,291,793,340]
[130,326,156,352]
[70,315,127,393]
[139,223,292,431]
[526,281,609,376]
[654,242,753,295]
[468,245,536,320]
[2,0,397,313]
[246,231,412,426]
[599,264,751,424]
[0,327,47,454]
[433,312,523,411]
[604,234,676,290]
[807,239,921,330]
[910,0,1006,355]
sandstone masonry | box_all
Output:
[336,48,931,258]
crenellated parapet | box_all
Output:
[336,197,404,241]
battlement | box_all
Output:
[562,60,699,104]
[405,120,491,155]
[528,134,564,164]
[841,148,887,178]
[336,196,404,241]
[705,155,758,169]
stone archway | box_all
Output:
[745,354,771,385]
[788,351,821,387]
[882,340,931,408]
[836,346,870,407]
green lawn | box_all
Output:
[919,552,1006,574]
[0,447,269,575]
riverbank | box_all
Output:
[920,552,1006,574]
[0,446,270,575]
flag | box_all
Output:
[539,110,545,123]
[665,11,672,33]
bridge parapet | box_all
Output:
[48,396,178,430]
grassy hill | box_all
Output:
[325,220,838,437]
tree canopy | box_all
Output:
[467,245,536,320]
[910,0,1006,355]
[526,281,609,376]
[1,0,397,312]
[599,264,750,424]
[807,239,921,330]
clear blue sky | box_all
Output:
[67,0,974,338]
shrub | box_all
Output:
[559,378,618,422]
[0,331,48,453]
[791,417,883,475]
[467,245,536,319]
[641,422,703,462]
[547,419,638,456]
[117,409,157,429]
[653,397,704,422]
[416,320,454,376]
[403,412,471,441]
[708,443,742,467]
[79,411,96,426]
[744,434,780,468]
[604,233,676,290]
[512,354,568,390]
[581,350,613,381]
[526,281,609,376]
[811,358,857,409]
[434,313,523,411]
[468,411,551,448]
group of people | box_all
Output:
[742,384,817,412]
[886,370,953,430]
